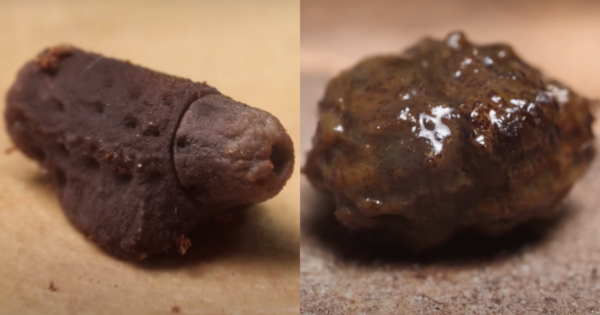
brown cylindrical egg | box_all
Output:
[5,46,294,260]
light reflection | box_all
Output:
[547,84,569,106]
[365,198,382,205]
[489,109,499,125]
[510,99,526,107]
[484,56,494,66]
[475,135,486,146]
[398,107,416,122]
[461,58,472,67]
[447,33,462,49]
[418,106,453,155]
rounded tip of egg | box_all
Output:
[173,94,294,208]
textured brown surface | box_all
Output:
[304,31,595,252]
[0,1,299,314]
[5,46,294,260]
[301,0,600,314]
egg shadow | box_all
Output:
[135,207,251,269]
[301,182,572,267]
[136,204,299,273]
[24,168,299,272]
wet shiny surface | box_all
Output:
[304,31,595,250]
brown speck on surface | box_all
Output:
[176,235,191,255]
[48,281,57,292]
[4,146,16,155]
[171,305,181,313]
[35,45,72,72]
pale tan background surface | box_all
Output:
[301,0,600,314]
[0,1,299,314]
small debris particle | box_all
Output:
[35,45,73,71]
[544,296,557,303]
[48,281,58,292]
[171,305,181,313]
[5,146,16,155]
[177,235,192,255]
